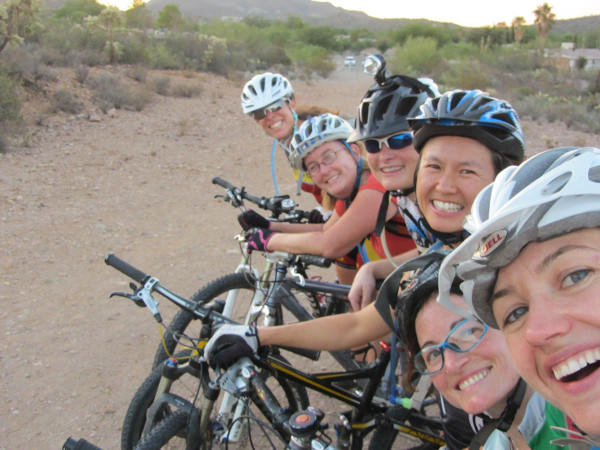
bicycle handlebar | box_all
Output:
[105,253,148,284]
[212,176,312,221]
[297,254,331,269]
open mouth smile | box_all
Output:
[458,367,491,391]
[552,347,600,382]
[432,200,463,213]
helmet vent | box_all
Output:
[589,165,600,183]
[541,172,571,196]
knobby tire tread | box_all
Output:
[132,410,188,450]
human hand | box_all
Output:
[204,323,261,369]
[238,209,270,231]
[348,263,378,312]
[245,228,277,253]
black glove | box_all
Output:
[246,228,277,253]
[238,210,270,231]
[308,208,325,224]
[204,324,261,369]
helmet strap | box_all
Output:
[468,378,527,450]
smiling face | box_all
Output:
[256,99,296,141]
[416,136,496,234]
[303,141,359,199]
[493,228,600,434]
[365,138,419,192]
[415,294,520,415]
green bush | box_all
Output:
[390,36,442,76]
[286,44,334,77]
[152,76,170,95]
[0,69,22,126]
[74,64,90,84]
[90,71,153,111]
[52,89,83,114]
[170,83,203,98]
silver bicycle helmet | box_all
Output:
[241,72,294,115]
[437,147,600,328]
[410,89,525,164]
[289,113,353,170]
[347,75,439,143]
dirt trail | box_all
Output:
[0,63,597,449]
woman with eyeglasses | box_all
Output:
[241,112,417,285]
[348,89,525,311]
[378,252,568,449]
[438,146,600,445]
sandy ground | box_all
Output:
[1,62,598,449]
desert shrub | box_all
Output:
[149,43,183,70]
[390,36,442,75]
[0,69,22,126]
[0,47,57,82]
[74,65,90,84]
[52,89,83,114]
[152,76,170,95]
[170,83,203,98]
[90,71,152,111]
[286,44,335,77]
[127,65,148,82]
[439,59,490,90]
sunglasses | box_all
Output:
[364,133,413,154]
[250,99,286,121]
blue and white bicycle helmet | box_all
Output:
[410,89,525,164]
[241,72,294,115]
[289,113,354,170]
[437,147,600,328]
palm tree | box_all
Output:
[533,3,556,40]
[512,16,526,45]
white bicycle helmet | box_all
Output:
[437,147,600,328]
[289,113,353,170]
[241,72,294,115]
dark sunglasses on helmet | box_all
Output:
[250,99,286,121]
[364,133,413,154]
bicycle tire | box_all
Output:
[132,410,188,450]
[153,272,257,368]
[367,405,443,450]
[122,352,308,450]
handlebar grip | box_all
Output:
[104,253,148,284]
[298,254,332,268]
[212,176,235,190]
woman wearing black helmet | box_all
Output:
[348,88,525,310]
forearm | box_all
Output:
[270,222,323,233]
[257,303,390,351]
[266,230,350,257]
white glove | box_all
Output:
[204,323,260,368]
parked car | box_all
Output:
[344,56,356,67]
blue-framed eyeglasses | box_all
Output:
[414,319,489,375]
[364,133,413,154]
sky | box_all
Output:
[102,0,600,28]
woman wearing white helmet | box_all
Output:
[241,72,333,202]
[438,146,600,443]
[242,112,415,285]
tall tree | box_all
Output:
[533,2,556,40]
[85,6,123,63]
[157,4,183,31]
[512,16,526,45]
[0,0,39,54]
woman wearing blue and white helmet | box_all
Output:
[438,146,600,443]
[243,112,413,285]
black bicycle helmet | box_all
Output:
[375,251,458,357]
[347,69,439,143]
[409,89,525,164]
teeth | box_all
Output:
[269,120,283,129]
[458,368,490,391]
[326,174,339,184]
[433,200,463,213]
[552,348,600,380]
[381,167,402,173]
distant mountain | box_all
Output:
[144,0,452,31]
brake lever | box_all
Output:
[109,290,146,307]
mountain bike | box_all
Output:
[152,177,367,373]
[107,254,444,450]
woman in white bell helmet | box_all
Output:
[438,146,600,444]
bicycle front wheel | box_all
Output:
[153,272,259,368]
[122,353,308,450]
